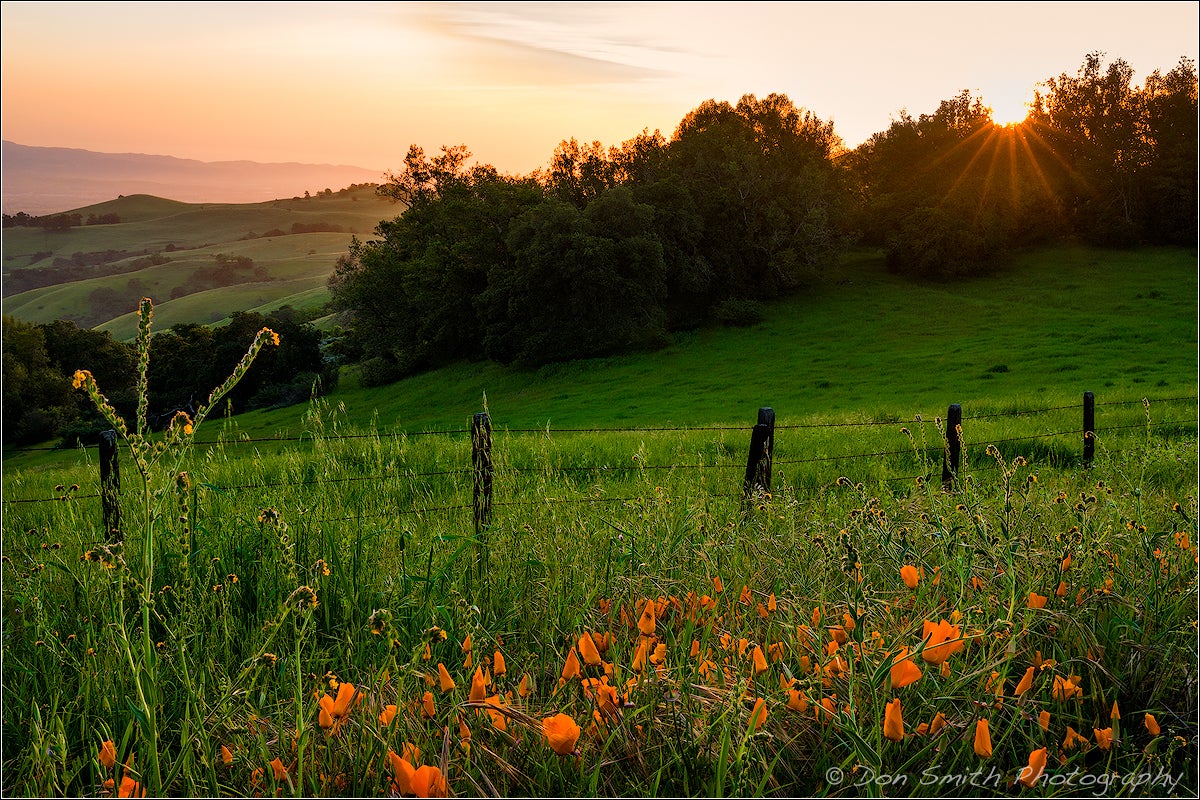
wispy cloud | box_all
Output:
[408,1,681,86]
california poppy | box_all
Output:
[1062,726,1087,750]
[787,689,809,713]
[1027,592,1048,609]
[493,649,506,677]
[411,764,447,798]
[1014,666,1034,696]
[318,682,359,733]
[1052,675,1082,701]
[920,620,964,665]
[973,719,992,757]
[437,663,456,694]
[420,691,436,719]
[1093,727,1114,750]
[578,633,602,667]
[561,648,582,683]
[1038,710,1051,730]
[543,713,581,756]
[929,711,948,735]
[469,666,488,703]
[890,650,922,689]
[98,739,117,770]
[220,745,233,766]
[883,698,904,742]
[713,576,724,594]
[1110,700,1120,721]
[518,673,532,698]
[900,565,920,589]
[748,697,768,732]
[1145,713,1160,735]
[638,601,656,636]
[751,646,769,675]
[1020,747,1048,788]
[767,593,777,612]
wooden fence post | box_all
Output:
[471,412,493,583]
[941,403,962,491]
[743,407,775,499]
[99,429,122,541]
[1083,391,1095,465]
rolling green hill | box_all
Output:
[2,187,400,335]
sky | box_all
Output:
[2,1,1197,177]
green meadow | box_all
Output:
[1,241,1197,797]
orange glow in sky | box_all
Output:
[2,2,1196,176]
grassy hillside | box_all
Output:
[2,187,400,334]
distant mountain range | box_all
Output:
[1,141,387,215]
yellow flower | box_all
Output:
[973,719,992,757]
[379,704,397,727]
[469,666,488,703]
[543,713,581,756]
[560,648,582,683]
[72,370,93,390]
[883,698,904,742]
[1062,725,1087,750]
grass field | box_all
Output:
[1,245,1197,796]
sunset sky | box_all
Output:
[2,1,1196,177]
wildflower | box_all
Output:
[890,649,923,689]
[883,698,904,742]
[1055,581,1068,597]
[290,585,318,612]
[220,745,233,766]
[98,739,117,769]
[437,663,456,693]
[578,632,602,667]
[368,609,390,636]
[1145,714,1160,735]
[816,696,837,725]
[751,645,769,675]
[1020,747,1048,788]
[767,593,777,612]
[411,764,447,798]
[1110,700,1120,721]
[388,750,416,796]
[318,682,358,733]
[973,719,992,757]
[1052,675,1082,701]
[1038,710,1051,730]
[469,666,487,703]
[900,565,920,589]
[261,327,281,347]
[543,713,581,756]
[379,705,397,727]
[631,638,649,673]
[637,601,656,636]
[103,775,145,798]
[518,673,532,698]
[919,619,964,665]
[1093,727,1114,750]
[787,689,809,713]
[1027,592,1048,609]
[1014,666,1034,696]
[420,691,436,719]
[560,648,582,683]
[929,711,948,735]
[748,697,768,732]
[1062,726,1087,750]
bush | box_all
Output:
[711,298,764,327]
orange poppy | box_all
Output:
[1093,727,1114,750]
[920,620,964,665]
[787,689,809,713]
[220,745,233,766]
[1014,666,1034,696]
[469,666,488,703]
[1055,581,1068,597]
[1145,714,1160,735]
[1062,726,1087,750]
[1052,675,1082,701]
[420,691,436,719]
[973,719,992,757]
[748,697,768,732]
[751,646,769,675]
[318,682,359,733]
[1038,710,1051,731]
[637,602,656,636]
[1027,592,1048,609]
[713,576,724,594]
[437,663,456,694]
[1110,700,1120,720]
[411,764,447,798]
[883,698,904,742]
[98,739,117,770]
[767,593,777,612]
[103,775,145,798]
[889,649,922,689]
[543,713,581,756]
[379,705,397,727]
[493,649,507,677]
[561,649,582,683]
[519,673,532,698]
[929,711,948,735]
[578,633,602,666]
[1020,747,1048,788]
[900,565,920,589]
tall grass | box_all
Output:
[3,345,1196,796]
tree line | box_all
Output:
[2,308,337,446]
[3,211,121,229]
[329,53,1197,385]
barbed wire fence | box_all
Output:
[3,394,1196,540]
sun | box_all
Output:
[987,90,1031,127]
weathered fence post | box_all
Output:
[1083,391,1095,466]
[743,407,775,499]
[941,404,962,491]
[99,429,122,541]
[471,412,493,584]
